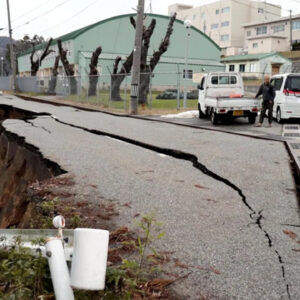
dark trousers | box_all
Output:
[259,101,274,124]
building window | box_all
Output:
[193,14,196,20]
[250,64,256,72]
[253,43,258,48]
[273,24,285,33]
[211,23,219,29]
[220,34,229,41]
[211,75,237,84]
[239,64,245,72]
[247,30,251,37]
[292,21,300,30]
[216,9,219,14]
[221,7,230,13]
[183,69,193,79]
[258,8,264,14]
[229,65,235,71]
[256,26,267,35]
[221,21,230,27]
[201,12,205,18]
[203,21,207,33]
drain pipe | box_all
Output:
[46,216,74,300]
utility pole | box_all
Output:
[130,0,145,114]
[6,0,16,91]
[289,10,293,51]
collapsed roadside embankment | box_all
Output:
[0,105,65,228]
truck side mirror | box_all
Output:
[197,84,201,90]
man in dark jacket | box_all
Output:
[255,75,276,127]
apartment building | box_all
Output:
[168,0,281,56]
[243,14,300,54]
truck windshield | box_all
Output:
[211,76,237,85]
[284,76,300,92]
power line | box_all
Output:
[11,0,50,23]
[36,0,99,35]
[12,0,73,31]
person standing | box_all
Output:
[255,75,275,127]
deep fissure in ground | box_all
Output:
[0,103,294,298]
[53,116,293,299]
[0,104,65,228]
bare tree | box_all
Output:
[138,13,176,104]
[48,55,60,94]
[110,17,155,101]
[30,38,53,76]
[111,14,176,104]
[88,46,102,96]
[57,39,77,94]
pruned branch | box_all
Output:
[150,13,176,71]
[52,55,60,77]
[89,46,102,76]
[113,56,122,74]
[130,16,136,29]
[39,38,53,64]
[30,38,54,76]
[141,19,156,70]
[58,39,74,76]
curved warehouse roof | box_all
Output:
[18,13,221,61]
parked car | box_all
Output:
[156,89,183,99]
[198,72,260,125]
[187,90,198,99]
[271,73,300,123]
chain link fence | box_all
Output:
[1,67,300,112]
[0,72,200,112]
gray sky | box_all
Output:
[0,0,299,40]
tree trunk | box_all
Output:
[111,74,126,101]
[48,55,59,94]
[88,46,102,96]
[138,72,151,104]
[58,39,77,95]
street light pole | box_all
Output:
[130,0,145,115]
[289,9,293,51]
[0,57,4,76]
[6,0,16,90]
[183,19,191,109]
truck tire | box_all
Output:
[211,110,219,125]
[248,114,256,124]
[276,108,282,124]
[198,103,205,119]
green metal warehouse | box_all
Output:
[17,13,224,88]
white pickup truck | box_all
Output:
[198,72,260,125]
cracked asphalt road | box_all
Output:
[1,95,300,299]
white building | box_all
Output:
[168,0,281,56]
[221,52,292,79]
[243,14,300,54]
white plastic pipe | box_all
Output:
[46,238,74,300]
[70,228,109,290]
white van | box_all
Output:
[198,72,259,125]
[271,73,300,122]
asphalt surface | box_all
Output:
[1,95,300,299]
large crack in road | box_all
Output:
[0,102,293,298]
[50,115,292,299]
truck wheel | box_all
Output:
[198,103,205,119]
[211,110,219,125]
[248,114,256,124]
[276,108,282,124]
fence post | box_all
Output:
[149,70,152,110]
[176,64,180,111]
[124,74,128,111]
[77,75,80,102]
